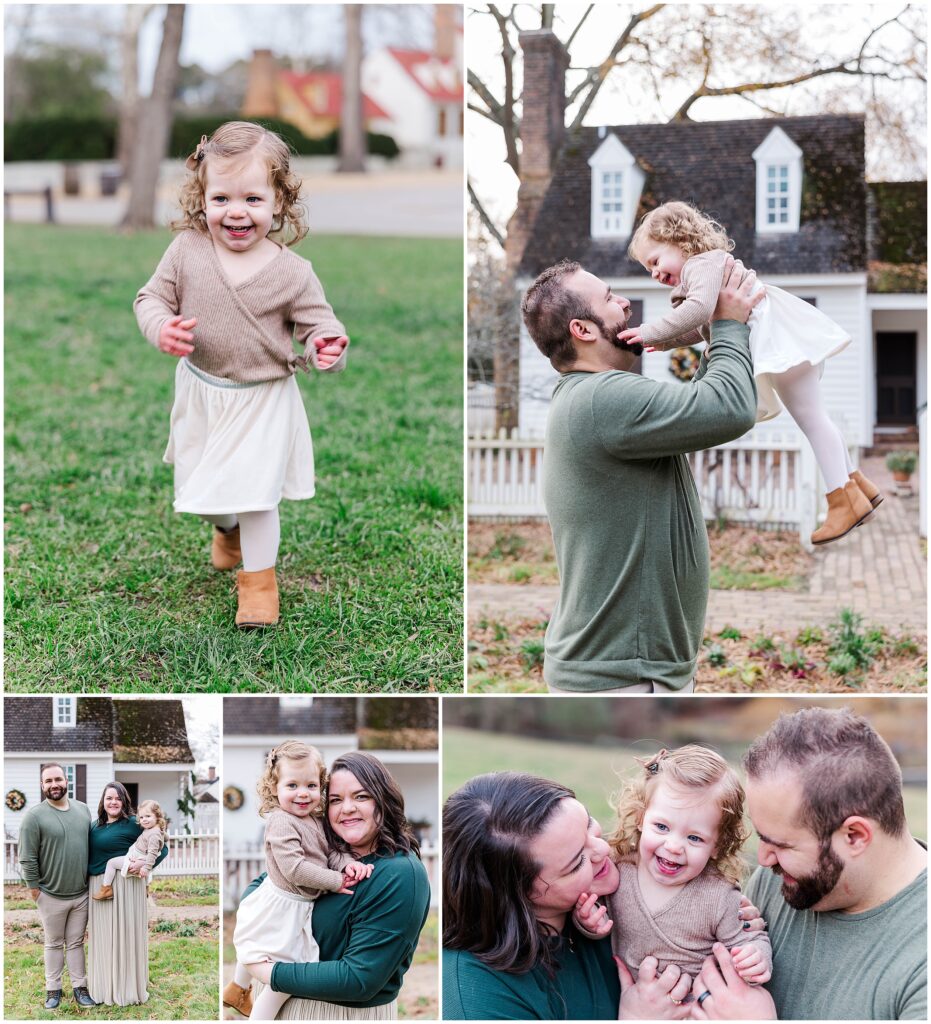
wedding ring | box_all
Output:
[697,990,712,1006]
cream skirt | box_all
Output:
[164,359,315,514]
[234,879,319,965]
[87,873,149,1006]
[253,982,398,1020]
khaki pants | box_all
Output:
[546,678,696,694]
[36,890,88,990]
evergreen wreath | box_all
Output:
[6,789,26,811]
[223,785,244,811]
[669,346,702,382]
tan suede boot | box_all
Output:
[849,469,883,509]
[92,884,113,901]
[811,481,873,545]
[222,980,254,1017]
[236,567,279,628]
[211,525,242,570]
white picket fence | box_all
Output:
[4,831,219,882]
[222,840,440,911]
[468,428,842,550]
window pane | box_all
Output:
[767,166,776,178]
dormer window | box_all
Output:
[588,133,644,240]
[753,127,802,234]
[53,696,76,728]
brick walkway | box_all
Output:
[469,457,927,637]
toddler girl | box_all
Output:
[621,201,881,546]
[134,121,349,627]
[222,740,373,1020]
[92,799,166,901]
[574,746,771,987]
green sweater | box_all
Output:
[88,816,169,876]
[18,800,92,899]
[542,319,756,689]
[245,849,430,1008]
[443,923,619,1020]
[746,856,927,1019]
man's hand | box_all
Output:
[157,314,196,357]
[30,887,40,901]
[711,257,764,324]
[689,944,777,1020]
[573,892,613,938]
[313,335,349,370]
[617,956,692,1020]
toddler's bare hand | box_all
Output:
[158,315,196,357]
[573,891,614,937]
[313,335,349,370]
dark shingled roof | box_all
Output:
[223,697,359,735]
[4,697,113,753]
[112,700,194,763]
[868,181,927,264]
[519,114,867,280]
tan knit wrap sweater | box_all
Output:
[134,229,347,383]
[606,861,773,978]
[127,827,164,871]
[264,809,354,899]
[639,249,731,350]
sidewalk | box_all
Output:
[469,457,927,636]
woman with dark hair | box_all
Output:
[231,752,431,1020]
[87,782,168,1005]
[442,772,694,1020]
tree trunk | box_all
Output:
[338,4,365,173]
[122,4,186,230]
[116,5,152,177]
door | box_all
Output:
[875,331,917,424]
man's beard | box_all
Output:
[588,310,643,357]
[772,841,844,910]
[43,784,66,800]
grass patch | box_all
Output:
[5,226,463,690]
[4,930,218,1019]
[148,876,219,907]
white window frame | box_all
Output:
[588,133,645,240]
[53,696,76,728]
[752,127,803,234]
[64,764,76,799]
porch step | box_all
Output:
[864,427,919,457]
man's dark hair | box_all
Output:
[743,707,907,841]
[324,751,420,859]
[442,772,575,978]
[40,763,67,783]
[521,260,600,370]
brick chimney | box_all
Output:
[435,5,458,61]
[505,30,568,273]
[242,49,279,119]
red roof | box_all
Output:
[279,71,389,120]
[386,48,463,103]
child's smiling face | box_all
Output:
[203,154,281,254]
[638,240,687,287]
[638,780,721,888]
[138,808,157,829]
[275,757,322,818]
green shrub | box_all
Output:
[717,625,742,640]
[827,608,880,671]
[706,644,727,667]
[520,638,545,672]
[885,451,917,474]
[5,116,117,160]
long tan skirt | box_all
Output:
[253,982,397,1020]
[88,873,149,1006]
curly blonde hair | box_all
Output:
[607,745,749,887]
[257,740,327,818]
[137,799,168,838]
[173,121,308,246]
[629,201,735,263]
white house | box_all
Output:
[513,113,926,457]
[222,696,438,849]
[4,696,197,839]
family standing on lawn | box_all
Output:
[521,201,884,692]
[443,707,927,1020]
[17,768,168,1010]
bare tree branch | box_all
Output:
[469,180,506,248]
[565,5,595,51]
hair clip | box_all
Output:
[184,135,209,172]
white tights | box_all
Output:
[200,508,281,572]
[233,962,291,1020]
[770,362,853,493]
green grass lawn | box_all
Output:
[5,225,463,690]
[442,727,928,863]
